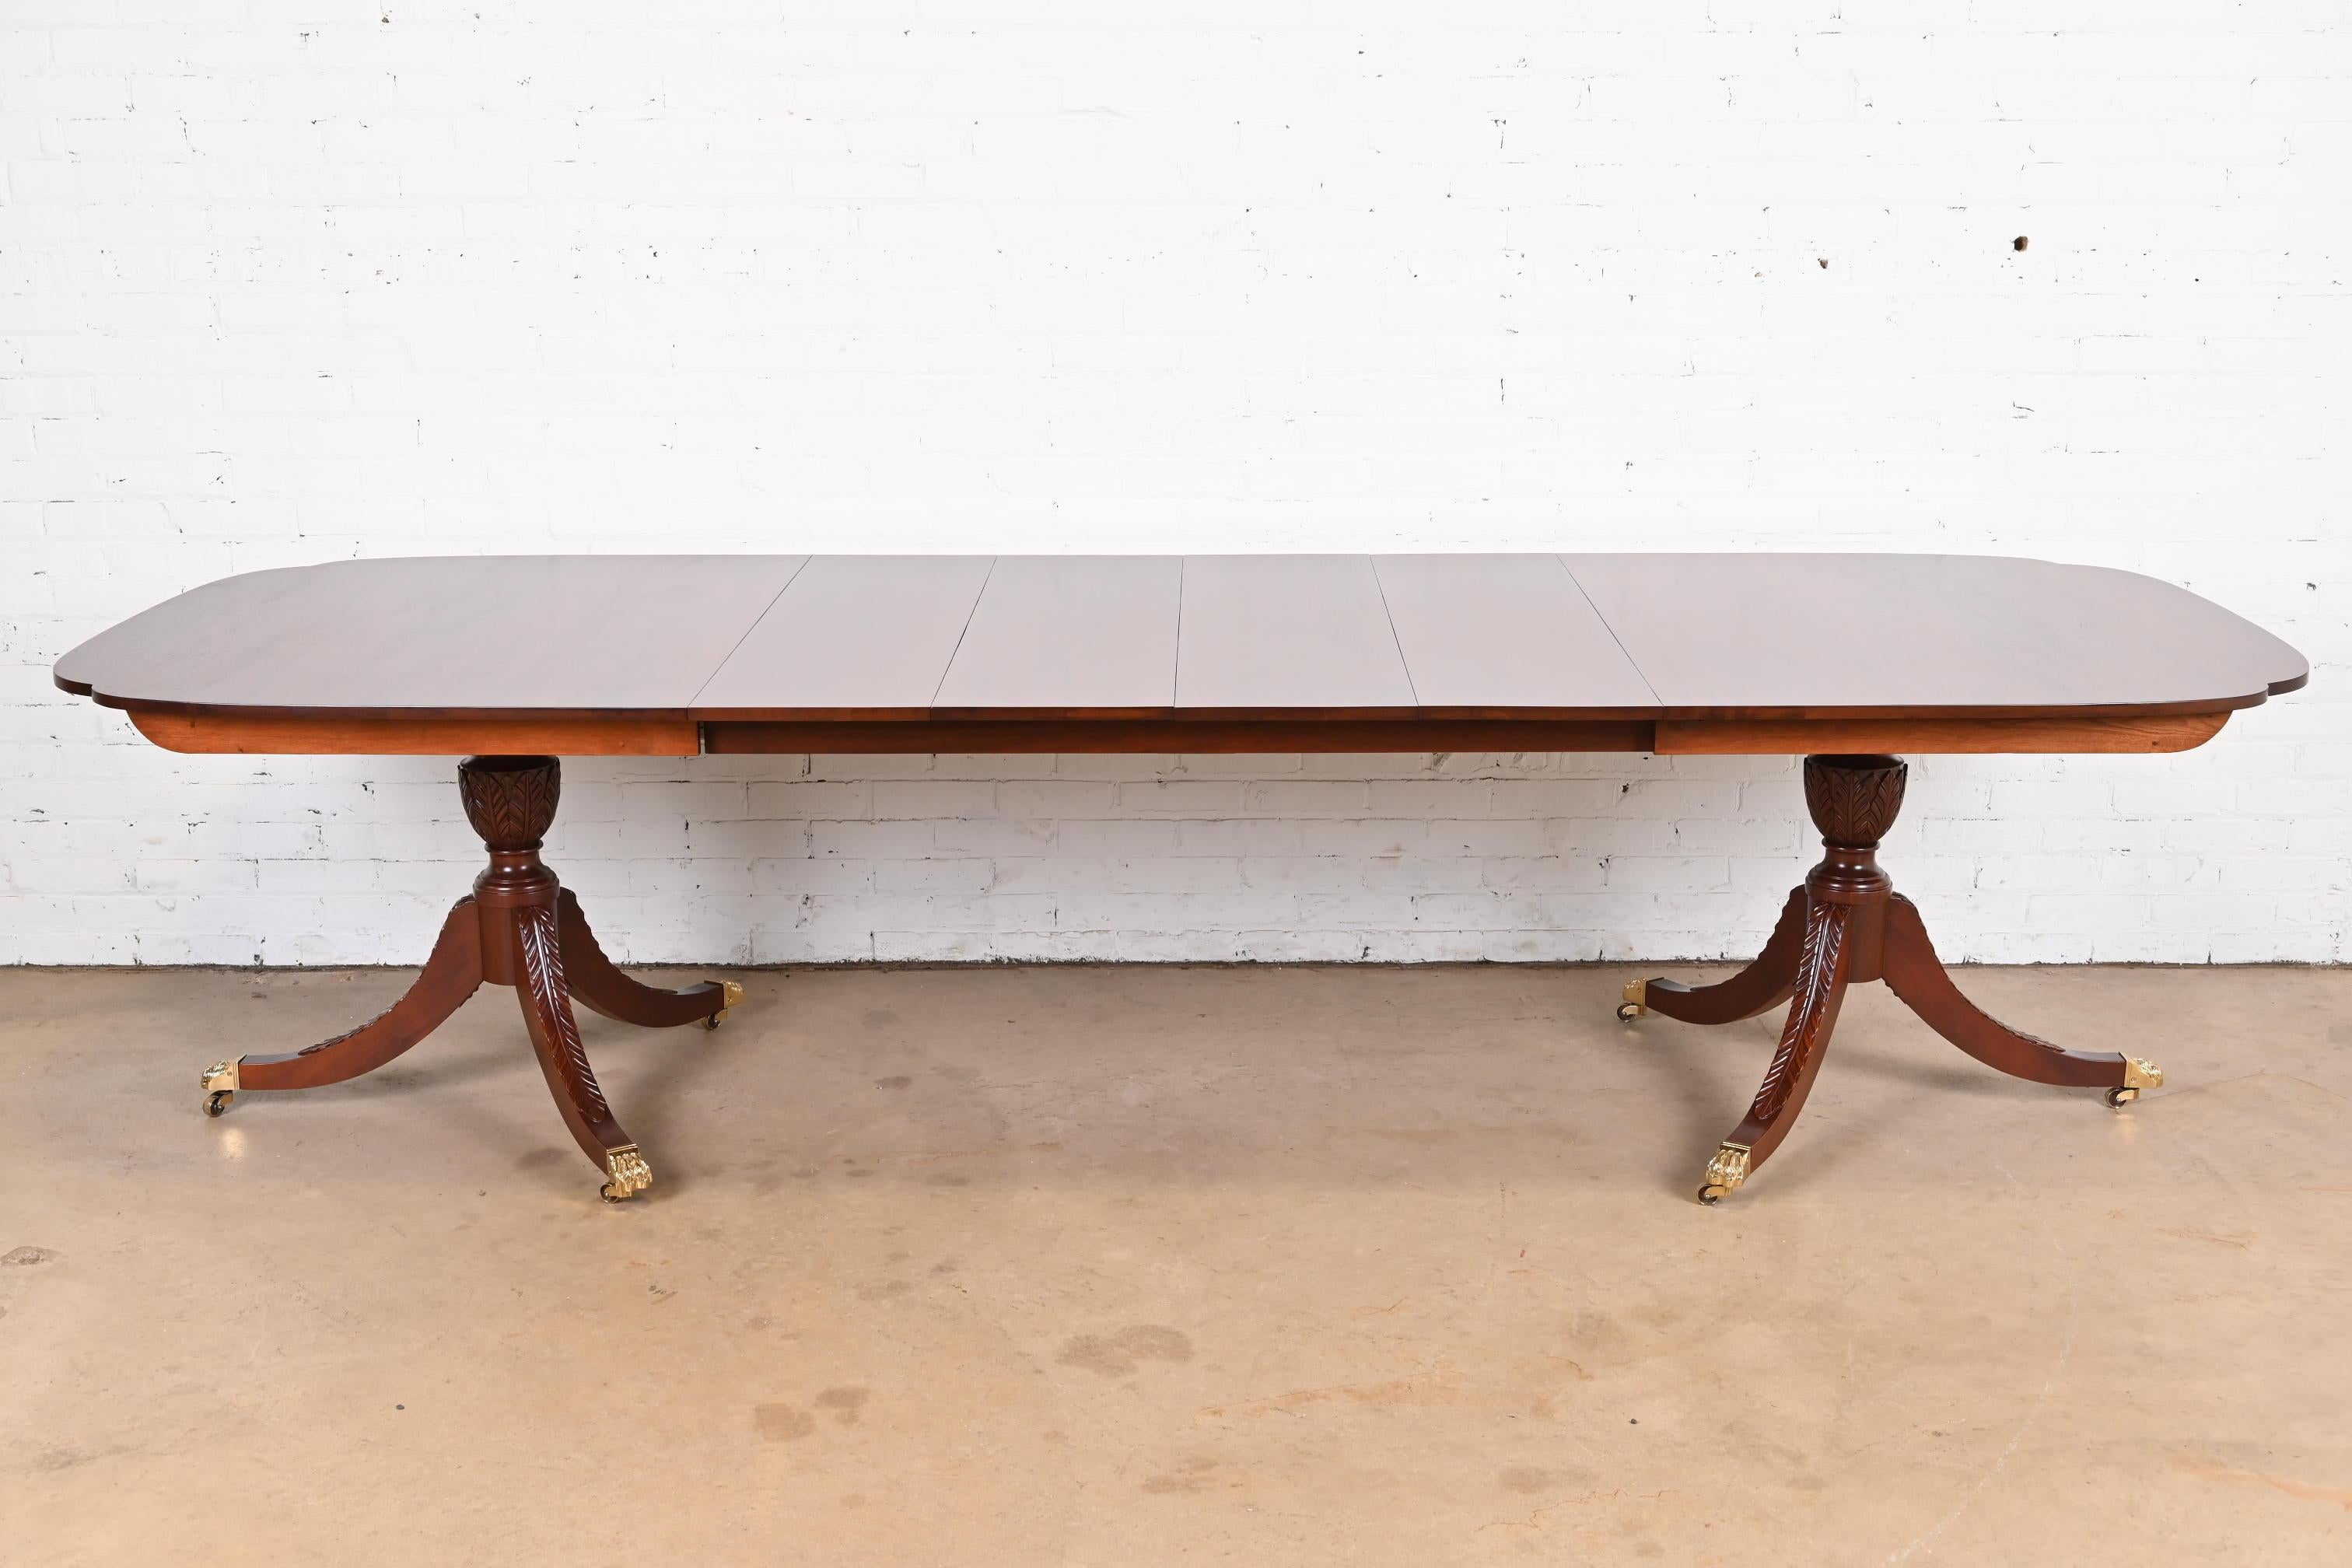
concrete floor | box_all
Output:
[2,962,2347,1566]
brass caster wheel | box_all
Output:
[600,1146,653,1203]
[1618,978,1648,1023]
[1696,1141,1750,1206]
[200,1059,240,1118]
[702,979,745,1031]
[2109,1056,2162,1109]
[1616,1003,1643,1023]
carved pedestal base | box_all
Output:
[1622,754,2161,1203]
[201,756,743,1201]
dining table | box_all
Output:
[53,552,2308,1202]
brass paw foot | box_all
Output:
[1697,1141,1750,1205]
[702,978,746,1031]
[2105,1055,2164,1108]
[1617,978,1649,1023]
[600,1146,653,1202]
[201,1059,241,1118]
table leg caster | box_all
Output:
[201,1059,240,1117]
[1617,978,1648,1023]
[2105,1056,2164,1108]
[702,978,745,1031]
[1696,1141,1750,1205]
[600,1146,653,1202]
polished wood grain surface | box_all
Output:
[54,555,809,714]
[57,555,2309,757]
[693,555,994,716]
[1174,555,1417,710]
[932,555,1181,713]
[1374,553,1657,712]
[1568,554,2306,716]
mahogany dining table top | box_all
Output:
[53,552,2306,758]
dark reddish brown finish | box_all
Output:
[51,554,2310,1204]
[228,756,733,1192]
[54,555,809,715]
[705,717,1661,754]
[1880,895,2127,1087]
[558,888,732,1028]
[1723,896,1857,1181]
[693,555,996,716]
[236,898,484,1090]
[1637,886,1806,1025]
[58,554,2307,733]
[1172,555,1416,711]
[1638,754,2151,1196]
[929,555,1182,713]
[1373,553,1656,711]
[1567,554,2307,716]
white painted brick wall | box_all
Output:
[4,3,2347,968]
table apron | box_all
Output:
[123,709,2234,758]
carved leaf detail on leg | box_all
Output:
[1751,903,1852,1125]
[514,901,613,1127]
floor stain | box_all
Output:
[1499,1466,1557,1495]
[875,1075,912,1090]
[856,1280,912,1302]
[1199,1370,1467,1419]
[815,1387,870,1426]
[1141,1455,1227,1494]
[3,1246,57,1265]
[1057,1325,1195,1377]
[2158,1227,2254,1249]
[2174,1450,2352,1510]
[754,1404,816,1441]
